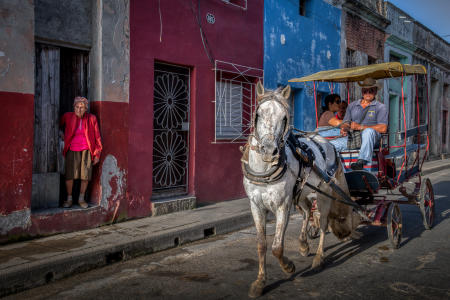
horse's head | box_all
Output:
[254,81,291,162]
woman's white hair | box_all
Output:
[73,96,88,109]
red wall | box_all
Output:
[0,98,131,240]
[130,0,264,205]
[0,91,34,214]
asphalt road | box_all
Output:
[6,169,450,300]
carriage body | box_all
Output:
[289,62,435,248]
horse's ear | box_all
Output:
[256,81,264,100]
[281,85,291,100]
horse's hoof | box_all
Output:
[299,242,309,257]
[311,256,323,270]
[248,281,264,298]
[282,261,295,274]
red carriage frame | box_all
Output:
[289,62,435,248]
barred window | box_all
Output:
[215,81,243,139]
[213,60,263,143]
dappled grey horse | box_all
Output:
[242,82,361,298]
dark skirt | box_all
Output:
[65,150,92,180]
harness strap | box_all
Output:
[304,182,370,222]
[241,137,289,184]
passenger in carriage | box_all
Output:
[317,94,343,137]
[337,99,348,121]
[329,78,388,170]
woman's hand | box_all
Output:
[93,157,100,165]
[340,122,350,136]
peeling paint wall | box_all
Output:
[264,0,341,130]
[0,1,34,223]
[35,0,92,47]
[385,2,413,44]
[412,19,450,158]
[100,154,125,209]
[89,0,130,217]
[90,0,129,104]
[383,3,414,139]
[1,0,131,240]
[0,1,34,94]
[130,0,264,207]
[101,0,129,103]
[0,209,31,235]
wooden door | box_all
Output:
[32,44,89,209]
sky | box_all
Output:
[387,0,450,43]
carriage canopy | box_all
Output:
[288,62,426,83]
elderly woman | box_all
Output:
[60,96,102,208]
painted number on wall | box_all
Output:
[206,13,215,24]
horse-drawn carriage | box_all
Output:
[288,62,435,248]
[242,62,434,298]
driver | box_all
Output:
[330,78,388,170]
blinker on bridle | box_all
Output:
[251,93,291,160]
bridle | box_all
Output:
[251,93,291,161]
[241,91,293,184]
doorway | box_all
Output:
[152,62,190,199]
[32,43,89,209]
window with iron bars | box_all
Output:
[214,60,263,143]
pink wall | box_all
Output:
[130,0,264,204]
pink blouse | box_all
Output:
[69,119,89,151]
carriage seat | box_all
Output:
[340,150,379,173]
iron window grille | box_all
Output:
[213,60,263,143]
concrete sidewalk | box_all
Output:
[1,158,449,297]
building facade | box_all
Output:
[0,0,264,242]
[264,0,342,130]
[1,0,130,240]
[1,0,448,242]
[410,22,450,158]
[383,2,415,146]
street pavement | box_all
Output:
[1,158,449,298]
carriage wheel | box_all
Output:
[387,203,402,249]
[419,178,435,230]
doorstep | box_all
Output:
[151,195,196,216]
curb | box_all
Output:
[421,163,450,176]
[0,212,254,297]
[1,160,448,297]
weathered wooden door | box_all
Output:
[152,63,190,198]
[32,44,89,209]
[32,44,61,209]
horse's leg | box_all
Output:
[312,195,329,270]
[248,202,267,298]
[272,202,295,274]
[296,197,310,257]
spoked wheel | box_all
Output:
[387,203,402,249]
[419,177,435,230]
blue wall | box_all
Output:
[264,0,341,130]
